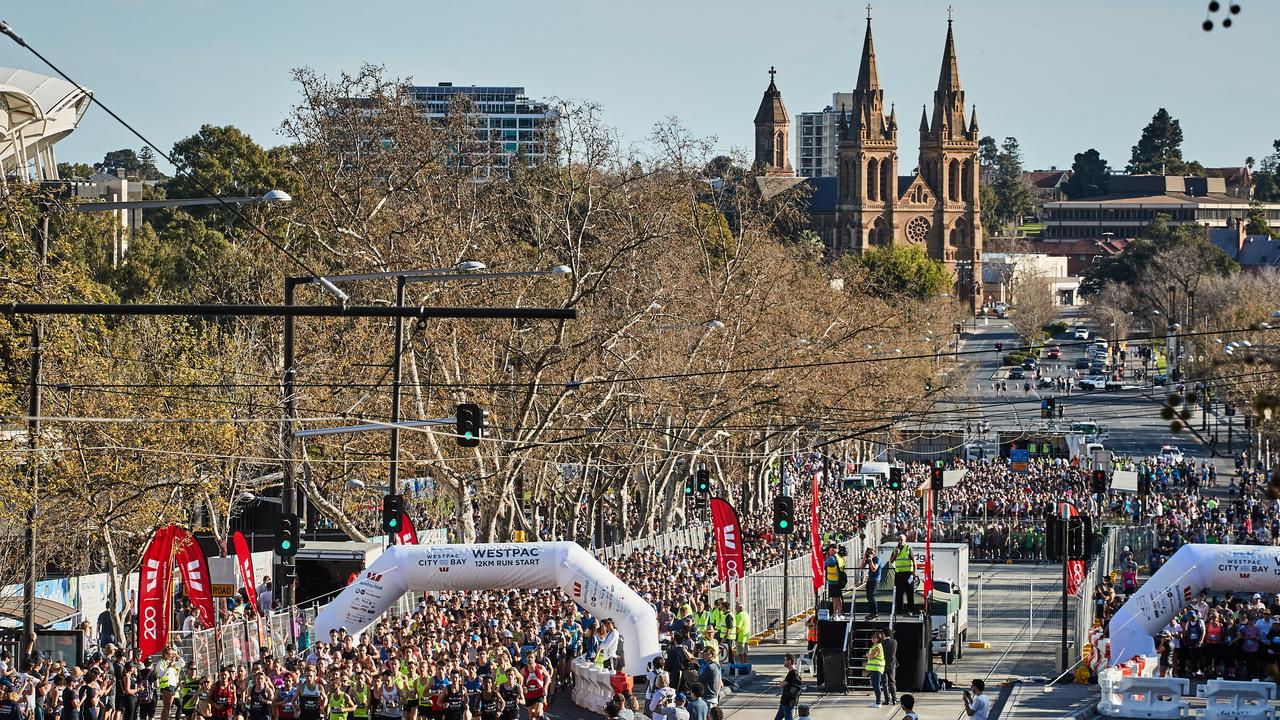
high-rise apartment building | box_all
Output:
[409,83,555,175]
[795,93,852,178]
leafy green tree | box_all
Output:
[95,148,142,175]
[1127,109,1203,176]
[852,245,950,300]
[990,137,1033,232]
[56,162,95,180]
[1063,148,1110,199]
[1081,213,1236,296]
[1253,140,1280,202]
[978,135,999,184]
[166,124,293,202]
[137,146,166,180]
[1246,205,1275,238]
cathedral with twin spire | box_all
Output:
[753,12,983,304]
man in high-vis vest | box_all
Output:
[733,603,750,663]
[892,535,918,614]
[824,545,845,617]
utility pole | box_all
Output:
[22,204,49,663]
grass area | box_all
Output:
[1018,222,1045,239]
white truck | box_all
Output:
[879,541,970,663]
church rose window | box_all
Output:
[906,215,930,243]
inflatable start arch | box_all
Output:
[1109,543,1280,666]
[313,543,661,676]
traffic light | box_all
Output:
[930,461,945,492]
[275,513,300,558]
[1091,469,1109,495]
[1041,397,1056,419]
[456,403,485,448]
[382,493,405,533]
[772,495,796,534]
[695,468,711,494]
[888,467,904,491]
[1047,516,1095,562]
[684,482,695,497]
[693,494,708,514]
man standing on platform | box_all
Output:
[891,535,917,615]
[823,545,844,617]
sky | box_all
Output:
[4,0,1278,174]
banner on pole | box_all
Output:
[232,531,258,611]
[172,527,215,629]
[396,511,419,545]
[1067,559,1085,596]
[809,473,823,594]
[709,498,744,585]
[137,525,178,660]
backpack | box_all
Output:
[836,568,848,590]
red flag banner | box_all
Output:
[810,473,823,594]
[1067,560,1086,596]
[172,527,215,630]
[396,511,419,545]
[924,492,935,595]
[232,531,258,612]
[137,524,178,660]
[709,498,744,585]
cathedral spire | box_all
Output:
[753,66,792,176]
[969,104,979,134]
[856,12,879,91]
[937,15,961,94]
[919,104,929,133]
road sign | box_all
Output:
[1092,449,1113,471]
[1010,448,1030,473]
[208,557,238,598]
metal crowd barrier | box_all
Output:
[174,607,317,677]
[591,524,707,563]
[708,518,883,639]
[1073,524,1156,671]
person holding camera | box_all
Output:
[861,549,881,619]
[962,679,989,720]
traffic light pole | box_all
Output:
[1061,510,1069,675]
[281,278,301,609]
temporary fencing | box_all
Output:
[708,518,884,638]
[173,606,317,677]
[592,524,707,563]
[1072,523,1156,670]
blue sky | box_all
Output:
[4,0,1277,173]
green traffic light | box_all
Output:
[464,431,474,439]
[779,520,790,529]
[281,540,292,550]
[389,519,399,528]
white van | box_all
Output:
[860,461,892,484]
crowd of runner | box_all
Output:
[17,446,1280,719]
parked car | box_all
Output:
[1089,362,1108,375]
[1047,347,1062,360]
[1074,358,1091,370]
[1008,367,1026,379]
[1153,373,1169,386]
[1159,445,1184,463]
[1021,358,1038,370]
[1073,327,1090,340]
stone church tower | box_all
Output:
[753,67,792,176]
[835,16,983,304]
